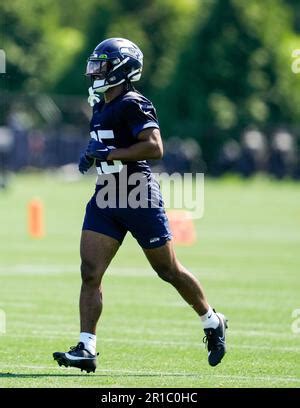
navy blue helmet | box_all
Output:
[86,38,143,93]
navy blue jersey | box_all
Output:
[89,90,159,179]
[83,89,172,248]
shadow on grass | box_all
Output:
[0,372,199,378]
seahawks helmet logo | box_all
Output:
[120,47,142,61]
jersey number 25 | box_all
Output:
[90,130,123,174]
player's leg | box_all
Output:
[143,240,209,315]
[53,230,120,372]
[143,240,228,367]
[80,230,120,334]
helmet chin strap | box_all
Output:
[88,78,127,106]
[87,80,110,107]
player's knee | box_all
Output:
[80,260,100,287]
[154,263,181,283]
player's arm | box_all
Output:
[107,128,163,161]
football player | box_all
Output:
[53,38,227,373]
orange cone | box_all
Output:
[28,198,45,238]
[167,210,197,246]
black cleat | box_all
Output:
[53,342,98,373]
[203,312,228,367]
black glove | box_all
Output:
[78,153,94,174]
[85,139,111,161]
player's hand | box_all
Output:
[78,153,94,174]
[86,139,111,161]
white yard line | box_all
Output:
[1,332,299,353]
[3,319,295,340]
[0,265,155,278]
[97,337,300,353]
[0,264,248,279]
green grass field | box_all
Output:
[0,173,299,388]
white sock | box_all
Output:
[200,306,220,329]
[79,332,96,355]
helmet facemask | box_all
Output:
[86,57,134,93]
[86,59,115,93]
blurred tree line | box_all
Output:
[1,0,300,171]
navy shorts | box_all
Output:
[82,191,172,249]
